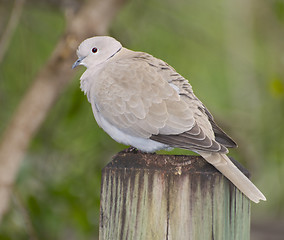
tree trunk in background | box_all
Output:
[0,0,26,65]
[0,0,127,223]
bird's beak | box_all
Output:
[72,57,84,69]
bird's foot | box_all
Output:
[122,147,157,155]
[122,146,156,155]
[123,146,140,153]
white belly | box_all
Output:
[91,103,169,152]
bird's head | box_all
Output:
[72,36,122,69]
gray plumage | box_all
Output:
[73,36,266,203]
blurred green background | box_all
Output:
[0,0,284,239]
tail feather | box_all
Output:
[198,152,266,203]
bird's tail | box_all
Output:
[198,152,266,203]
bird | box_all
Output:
[72,36,266,203]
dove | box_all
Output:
[72,36,266,203]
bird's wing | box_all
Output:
[91,52,228,153]
[201,106,237,148]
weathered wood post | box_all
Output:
[99,151,251,240]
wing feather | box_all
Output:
[91,52,233,153]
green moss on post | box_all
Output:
[99,151,251,240]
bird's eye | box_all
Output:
[92,47,98,53]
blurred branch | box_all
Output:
[0,0,25,65]
[0,0,127,223]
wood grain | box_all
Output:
[100,151,250,240]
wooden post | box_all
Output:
[99,151,251,240]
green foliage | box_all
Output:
[270,77,284,97]
[1,0,284,239]
[0,2,65,134]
